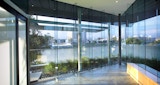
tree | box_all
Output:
[112,37,118,42]
[154,40,160,44]
[29,35,51,49]
[126,38,142,44]
[29,29,52,64]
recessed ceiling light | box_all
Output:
[11,20,14,23]
[116,1,118,3]
[32,5,34,7]
[0,7,7,12]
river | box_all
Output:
[32,45,160,63]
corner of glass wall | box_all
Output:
[0,5,27,85]
[122,0,160,83]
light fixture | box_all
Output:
[33,15,75,24]
[0,7,7,12]
[19,21,25,25]
[11,20,14,23]
[116,0,118,3]
[38,23,74,28]
[0,23,5,27]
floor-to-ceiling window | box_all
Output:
[80,8,109,69]
[29,14,110,80]
[18,19,27,85]
[121,0,160,82]
[0,6,16,85]
[29,7,111,83]
[29,15,79,81]
[0,1,27,85]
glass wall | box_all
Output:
[110,16,119,63]
[18,19,27,85]
[29,16,79,81]
[28,0,122,83]
[29,8,110,82]
[81,9,108,69]
[0,2,27,84]
[122,0,160,82]
[0,6,16,85]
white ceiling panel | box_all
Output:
[57,0,135,15]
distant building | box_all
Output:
[54,39,66,44]
[72,31,78,44]
[81,31,86,43]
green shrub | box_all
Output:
[124,56,160,71]
[82,57,90,69]
[43,62,56,75]
[126,38,142,44]
[43,57,110,76]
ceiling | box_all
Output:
[29,0,136,23]
[57,0,135,15]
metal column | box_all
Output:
[108,23,111,65]
[78,8,82,72]
[118,14,121,65]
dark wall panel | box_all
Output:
[11,0,28,13]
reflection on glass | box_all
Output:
[29,14,109,81]
[110,24,119,63]
[123,15,160,71]
[18,19,27,85]
[0,6,16,85]
[29,23,78,80]
[122,1,160,82]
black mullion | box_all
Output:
[26,18,29,85]
[15,16,20,85]
[118,14,121,66]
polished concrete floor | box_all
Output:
[31,64,138,85]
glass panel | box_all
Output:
[123,0,160,82]
[125,5,134,63]
[0,6,16,85]
[18,19,27,85]
[29,16,78,82]
[29,12,110,83]
[81,9,109,70]
[121,23,126,63]
[157,12,160,82]
[110,20,119,64]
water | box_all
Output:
[33,45,160,63]
[122,45,160,60]
[38,45,112,63]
